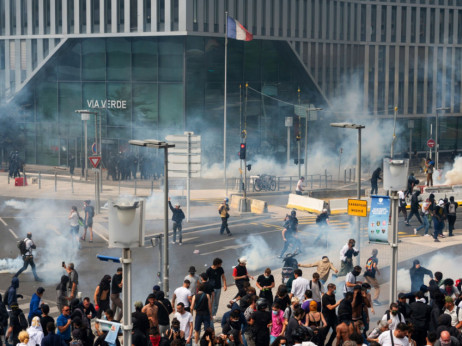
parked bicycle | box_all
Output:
[253,174,277,191]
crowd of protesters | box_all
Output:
[2,246,462,346]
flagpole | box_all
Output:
[224,11,228,196]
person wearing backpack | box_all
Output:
[14,233,42,282]
[5,303,28,346]
[446,196,458,237]
[381,303,405,331]
[81,200,94,242]
[0,293,9,346]
[4,277,23,309]
[307,273,325,312]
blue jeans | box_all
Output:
[270,335,277,344]
[416,214,429,234]
[212,288,221,316]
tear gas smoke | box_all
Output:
[444,156,462,185]
[1,198,81,282]
[0,256,23,274]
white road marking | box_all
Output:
[8,228,18,239]
[200,243,251,256]
[0,217,7,226]
[92,223,109,242]
[45,224,62,235]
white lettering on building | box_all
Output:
[87,100,127,109]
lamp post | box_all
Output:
[330,123,365,264]
[304,107,322,179]
[129,139,175,295]
[435,107,450,170]
[75,110,101,212]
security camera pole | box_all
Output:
[330,123,365,265]
[129,139,175,294]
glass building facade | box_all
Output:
[13,36,324,165]
[2,0,462,165]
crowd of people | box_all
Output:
[3,239,462,346]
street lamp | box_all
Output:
[75,109,101,213]
[304,107,322,179]
[330,123,365,264]
[129,139,175,295]
[435,107,450,170]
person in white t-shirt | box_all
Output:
[174,302,193,346]
[378,322,409,346]
[295,177,305,195]
[171,280,192,311]
[290,269,310,301]
[381,303,405,331]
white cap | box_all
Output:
[239,256,247,264]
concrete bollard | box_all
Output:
[54,173,57,192]
[151,179,154,194]
[71,174,74,193]
[118,179,121,194]
[134,179,137,195]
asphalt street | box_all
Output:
[1,193,461,323]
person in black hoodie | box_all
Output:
[5,277,22,309]
[405,191,423,226]
[155,291,173,336]
[5,303,27,346]
[409,259,433,293]
[409,290,432,346]
[429,291,445,332]
[436,313,462,344]
[132,301,149,337]
[0,293,9,346]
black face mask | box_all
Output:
[391,311,398,316]
[352,270,360,277]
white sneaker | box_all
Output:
[414,228,417,235]
[171,241,176,244]
[424,234,430,237]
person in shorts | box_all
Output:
[191,283,212,345]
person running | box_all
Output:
[279,211,300,258]
[415,198,431,236]
[299,256,338,284]
[405,190,423,226]
[364,249,381,305]
[14,232,42,282]
[398,190,408,221]
[168,197,186,245]
[338,239,359,277]
[68,206,81,248]
[81,200,94,243]
[218,198,232,236]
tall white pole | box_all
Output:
[287,127,290,167]
[186,132,191,222]
[224,12,228,196]
[84,119,88,180]
[163,147,169,295]
[436,111,439,170]
[356,128,362,265]
[304,109,309,178]
[122,248,132,346]
[389,191,399,304]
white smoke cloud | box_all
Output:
[444,156,462,185]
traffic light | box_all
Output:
[239,143,246,159]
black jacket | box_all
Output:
[169,202,185,223]
[410,301,432,330]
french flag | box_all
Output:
[227,15,253,41]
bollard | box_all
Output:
[8,174,10,184]
[344,169,346,184]
[118,179,121,194]
[352,168,355,181]
[151,179,154,194]
[39,172,41,189]
[54,172,57,192]
[349,168,352,182]
[71,174,74,193]
[134,179,137,195]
